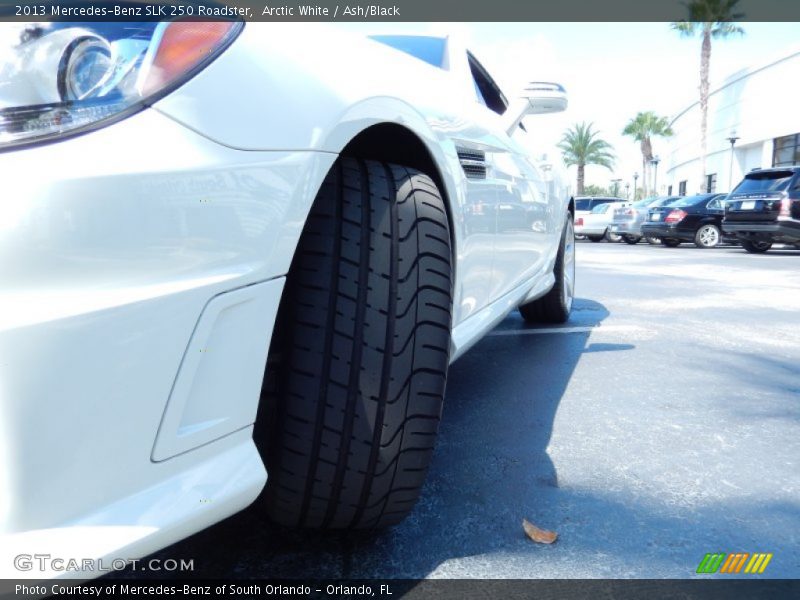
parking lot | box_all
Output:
[139,242,800,579]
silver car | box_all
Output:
[610,196,682,244]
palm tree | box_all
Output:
[622,112,673,197]
[557,122,615,196]
[672,0,744,192]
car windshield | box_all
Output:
[634,198,656,208]
[591,203,611,214]
[575,198,592,211]
[733,171,795,193]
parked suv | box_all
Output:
[722,167,800,253]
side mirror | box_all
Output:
[503,81,568,135]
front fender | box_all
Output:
[151,23,461,154]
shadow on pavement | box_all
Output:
[131,294,799,578]
[129,298,617,578]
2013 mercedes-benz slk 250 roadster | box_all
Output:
[0,21,575,578]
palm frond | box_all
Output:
[674,0,745,34]
[712,23,744,38]
[671,21,697,36]
[622,111,674,141]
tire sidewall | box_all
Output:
[558,216,575,316]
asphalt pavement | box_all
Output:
[136,241,800,579]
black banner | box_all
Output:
[1,0,799,22]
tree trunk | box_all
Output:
[643,137,654,196]
[577,163,585,195]
[699,27,711,193]
[640,140,649,199]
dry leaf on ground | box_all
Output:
[522,518,558,544]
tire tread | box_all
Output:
[260,158,452,529]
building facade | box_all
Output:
[665,45,800,196]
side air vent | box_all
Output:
[457,147,487,180]
[461,162,487,179]
[457,148,485,162]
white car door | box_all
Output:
[451,138,502,323]
[463,53,555,300]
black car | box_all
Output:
[641,193,732,248]
[722,167,800,253]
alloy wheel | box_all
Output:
[697,225,720,248]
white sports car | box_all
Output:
[0,22,575,578]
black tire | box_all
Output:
[605,229,622,243]
[645,236,661,245]
[741,240,772,254]
[587,234,604,243]
[662,238,681,247]
[260,158,453,529]
[622,234,640,245]
[519,214,574,324]
[694,223,721,248]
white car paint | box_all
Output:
[0,24,572,579]
[575,202,630,236]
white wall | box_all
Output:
[665,45,800,195]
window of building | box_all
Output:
[667,185,673,195]
[773,133,800,167]
[705,173,717,193]
[678,180,687,196]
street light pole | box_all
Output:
[650,156,660,196]
[726,129,740,191]
[633,172,639,200]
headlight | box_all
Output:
[0,21,243,150]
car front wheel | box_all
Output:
[519,213,575,323]
[622,234,641,245]
[587,234,605,242]
[260,157,452,529]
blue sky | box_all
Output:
[341,22,799,190]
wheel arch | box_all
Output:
[339,122,458,271]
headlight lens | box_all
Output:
[61,36,114,100]
[0,21,243,150]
